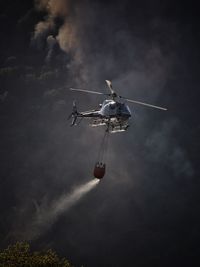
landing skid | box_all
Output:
[107,124,129,133]
[89,118,129,133]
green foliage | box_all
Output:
[0,242,73,267]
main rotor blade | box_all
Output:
[70,88,107,96]
[105,80,115,95]
[124,98,167,111]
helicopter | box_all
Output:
[68,80,167,133]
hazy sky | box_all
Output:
[0,1,200,266]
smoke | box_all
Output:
[56,20,79,54]
[32,18,55,49]
[32,0,77,54]
[0,91,8,102]
[20,179,99,240]
[45,35,57,62]
[145,119,194,177]
[35,0,70,17]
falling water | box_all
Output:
[25,179,100,240]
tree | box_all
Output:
[0,242,73,267]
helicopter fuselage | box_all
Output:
[99,100,131,117]
[76,99,132,133]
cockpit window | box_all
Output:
[109,103,116,109]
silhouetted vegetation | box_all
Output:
[0,242,73,267]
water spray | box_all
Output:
[26,179,100,240]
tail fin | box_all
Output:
[68,100,78,126]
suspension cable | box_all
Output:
[96,130,110,163]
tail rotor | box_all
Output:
[68,100,79,126]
